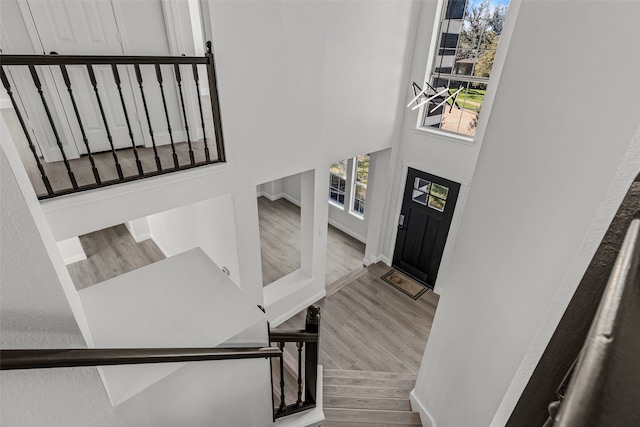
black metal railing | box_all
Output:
[0,41,225,200]
[269,305,321,420]
[0,305,322,422]
[544,217,640,426]
[0,346,280,371]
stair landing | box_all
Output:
[78,248,267,405]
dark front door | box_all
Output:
[392,168,460,288]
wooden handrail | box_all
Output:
[0,347,281,371]
[0,54,209,66]
[547,217,640,426]
[0,41,225,199]
[269,330,319,343]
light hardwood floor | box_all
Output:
[66,196,436,374]
[276,262,438,374]
[257,196,366,287]
[2,96,217,198]
[67,224,165,291]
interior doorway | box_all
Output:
[393,168,460,288]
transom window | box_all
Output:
[421,0,509,137]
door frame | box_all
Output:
[389,160,470,293]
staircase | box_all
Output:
[322,369,422,426]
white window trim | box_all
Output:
[413,0,517,146]
[349,156,368,219]
[329,172,347,210]
[329,157,367,220]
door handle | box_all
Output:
[398,214,405,229]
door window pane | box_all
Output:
[412,189,428,205]
[428,195,446,212]
[430,183,449,200]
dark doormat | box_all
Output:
[381,269,429,300]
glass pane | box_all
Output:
[440,32,459,50]
[445,0,466,20]
[453,49,475,76]
[355,183,366,200]
[430,183,449,200]
[356,155,369,185]
[330,160,347,177]
[428,195,446,212]
[414,177,431,192]
[412,189,428,205]
[353,199,364,215]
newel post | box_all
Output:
[304,305,321,404]
[205,40,225,162]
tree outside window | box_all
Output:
[422,0,509,137]
[328,155,370,216]
[352,155,369,216]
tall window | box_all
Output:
[422,0,509,137]
[329,160,347,206]
[329,155,370,216]
[352,155,369,216]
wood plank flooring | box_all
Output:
[258,197,301,285]
[257,197,366,287]
[2,100,217,198]
[67,224,165,291]
[276,262,439,374]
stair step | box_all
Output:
[324,375,415,389]
[323,408,422,425]
[321,422,421,427]
[324,384,411,399]
[326,265,369,297]
[324,395,412,411]
[324,368,416,381]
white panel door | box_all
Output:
[27,0,145,154]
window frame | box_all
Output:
[328,156,369,219]
[329,160,348,208]
[414,0,512,144]
[350,155,369,218]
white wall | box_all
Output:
[147,193,241,286]
[410,2,640,426]
[1,122,274,427]
[56,236,87,265]
[380,0,497,290]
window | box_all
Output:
[328,155,370,216]
[351,155,369,216]
[421,0,509,137]
[329,160,347,206]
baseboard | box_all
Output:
[131,232,151,243]
[363,254,386,266]
[56,237,87,265]
[63,253,87,265]
[124,221,151,243]
[410,389,436,427]
[150,235,171,259]
[257,191,301,207]
[327,218,366,244]
[152,130,188,148]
